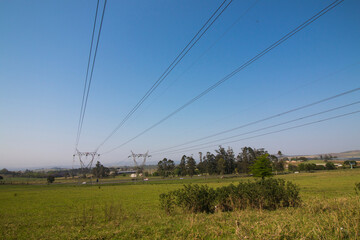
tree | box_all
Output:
[273,159,285,172]
[0,168,10,174]
[204,152,217,175]
[250,154,273,180]
[344,160,357,167]
[92,161,110,178]
[178,155,187,176]
[236,147,257,173]
[0,175,3,180]
[325,162,336,170]
[186,156,196,177]
[215,146,236,174]
[157,158,175,178]
[197,160,207,175]
[288,164,298,172]
[47,175,55,184]
[217,158,225,175]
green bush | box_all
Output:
[47,175,55,184]
[325,162,336,170]
[216,179,301,211]
[355,182,360,195]
[288,164,298,172]
[160,179,301,214]
[315,165,325,170]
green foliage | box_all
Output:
[291,157,308,161]
[178,156,187,176]
[0,175,3,180]
[273,159,285,172]
[217,158,226,175]
[315,165,326,170]
[344,160,357,166]
[325,162,336,170]
[355,182,360,195]
[46,175,55,184]
[186,156,196,177]
[215,146,236,174]
[160,179,301,214]
[160,184,216,213]
[250,154,273,179]
[288,164,298,172]
[159,192,175,214]
[217,179,301,211]
[298,163,317,172]
[157,158,175,177]
[92,161,110,178]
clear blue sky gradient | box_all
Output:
[1,0,359,169]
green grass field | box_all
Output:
[1,169,360,239]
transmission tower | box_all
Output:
[128,151,151,175]
[73,149,100,179]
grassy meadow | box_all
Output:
[1,169,360,239]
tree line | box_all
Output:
[156,146,286,178]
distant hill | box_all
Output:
[290,150,360,159]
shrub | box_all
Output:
[160,184,216,213]
[47,175,55,184]
[355,182,360,195]
[325,162,336,170]
[160,179,301,214]
[175,184,216,213]
[315,165,326,170]
[344,160,357,167]
[159,193,176,214]
[216,179,301,211]
[288,164,298,172]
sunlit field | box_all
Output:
[1,169,360,239]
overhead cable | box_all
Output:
[75,0,107,152]
[95,0,233,151]
[101,0,344,155]
[74,0,100,152]
[153,100,360,155]
[160,109,360,156]
[152,87,360,154]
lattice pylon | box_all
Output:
[74,149,100,179]
[128,151,151,175]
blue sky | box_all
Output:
[0,0,359,169]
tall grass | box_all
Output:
[0,169,359,239]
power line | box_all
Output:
[159,109,360,156]
[101,0,344,155]
[95,0,233,151]
[152,87,360,154]
[74,0,100,151]
[75,0,107,151]
[132,0,261,118]
[153,100,360,155]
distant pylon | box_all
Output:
[128,151,151,174]
[73,149,100,179]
